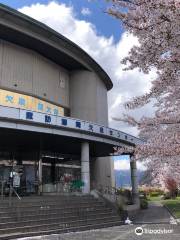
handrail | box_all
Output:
[8,184,21,206]
[11,186,21,200]
[0,180,21,201]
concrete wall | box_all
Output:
[70,70,108,125]
[70,70,114,188]
[91,157,115,189]
[0,40,69,108]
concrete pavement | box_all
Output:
[18,224,180,240]
[133,201,171,224]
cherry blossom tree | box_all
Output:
[108,1,180,184]
[147,156,180,188]
[165,177,178,198]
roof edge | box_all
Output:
[0,3,113,90]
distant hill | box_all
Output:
[114,170,145,188]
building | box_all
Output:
[0,4,141,196]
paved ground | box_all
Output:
[18,224,180,240]
[18,202,180,240]
[133,201,171,224]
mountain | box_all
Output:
[114,170,145,188]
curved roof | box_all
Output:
[0,4,113,90]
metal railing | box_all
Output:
[9,185,21,206]
[0,179,21,206]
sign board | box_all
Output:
[0,88,64,116]
[0,106,143,145]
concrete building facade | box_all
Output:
[0,4,141,195]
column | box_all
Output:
[81,142,90,194]
[130,155,140,205]
[38,157,42,195]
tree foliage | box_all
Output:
[165,177,178,198]
[108,0,180,183]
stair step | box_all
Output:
[0,199,98,206]
[0,205,108,217]
[0,195,94,203]
[0,208,113,223]
[0,195,122,239]
[0,216,122,235]
[0,213,120,229]
[0,220,123,240]
[0,200,103,210]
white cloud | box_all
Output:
[114,159,130,171]
[114,159,147,171]
[81,7,92,16]
[19,1,155,137]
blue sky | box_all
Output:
[0,0,123,42]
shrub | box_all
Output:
[139,187,164,196]
[153,189,164,195]
[116,188,133,205]
[116,188,124,195]
[118,205,124,215]
[140,198,148,209]
[150,191,161,197]
[162,192,171,200]
[139,192,147,200]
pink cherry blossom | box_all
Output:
[109,0,180,186]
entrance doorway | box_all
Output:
[41,156,81,193]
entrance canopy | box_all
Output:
[0,106,143,195]
[0,105,143,158]
[0,127,118,158]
